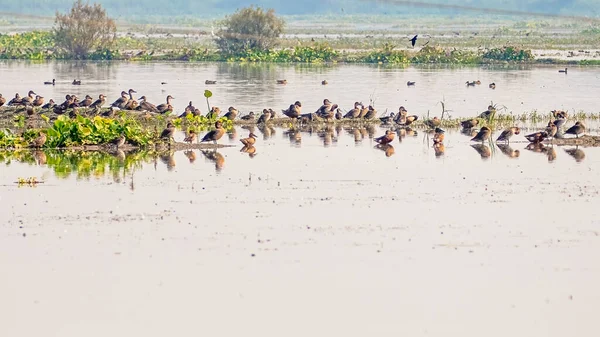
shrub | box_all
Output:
[53,0,117,59]
[215,6,285,55]
[482,47,534,62]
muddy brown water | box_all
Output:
[1,61,600,337]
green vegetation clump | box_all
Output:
[482,47,534,62]
[54,0,117,59]
[411,46,480,64]
[0,31,55,60]
[215,6,285,55]
[363,43,410,64]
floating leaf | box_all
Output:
[204,90,212,98]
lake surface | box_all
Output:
[1,61,599,337]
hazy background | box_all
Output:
[0,0,597,19]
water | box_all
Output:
[1,61,600,337]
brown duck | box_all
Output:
[471,126,491,142]
[160,122,176,141]
[32,95,45,107]
[223,106,238,120]
[479,105,496,119]
[525,131,547,143]
[201,121,226,144]
[241,111,255,121]
[358,105,369,118]
[157,95,175,113]
[461,118,478,129]
[551,110,568,119]
[257,109,271,124]
[19,90,37,106]
[374,130,395,145]
[489,83,496,89]
[0,94,5,107]
[343,102,363,119]
[565,121,585,138]
[240,132,258,146]
[183,130,197,144]
[42,99,55,109]
[363,106,377,120]
[110,134,126,149]
[496,127,520,143]
[424,117,441,129]
[276,79,287,84]
[79,95,93,107]
[206,106,221,119]
[111,91,129,108]
[90,94,106,109]
[7,93,21,106]
[283,102,301,118]
[137,96,159,113]
[30,132,47,148]
[545,122,558,139]
[433,127,445,144]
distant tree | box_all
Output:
[215,6,285,54]
[53,0,117,59]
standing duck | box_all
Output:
[78,95,93,107]
[363,106,377,120]
[240,132,258,146]
[124,89,138,109]
[41,99,55,109]
[565,121,585,138]
[424,117,441,129]
[316,99,332,115]
[137,96,159,113]
[283,102,301,119]
[7,93,21,106]
[110,134,126,149]
[223,106,238,121]
[374,129,395,145]
[160,122,176,141]
[90,94,106,109]
[334,109,343,120]
[201,121,226,145]
[525,131,548,143]
[111,91,129,108]
[433,127,445,144]
[206,106,221,119]
[496,127,520,143]
[257,109,271,124]
[358,104,369,118]
[20,90,37,106]
[471,126,491,142]
[183,130,197,144]
[479,105,496,119]
[461,118,478,129]
[545,122,558,140]
[241,111,255,121]
[156,95,175,113]
[343,102,363,119]
[30,132,47,148]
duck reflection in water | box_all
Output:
[319,126,336,147]
[201,150,225,172]
[240,145,257,158]
[184,150,196,163]
[375,144,395,157]
[257,124,275,140]
[285,128,302,146]
[525,143,557,162]
[159,151,176,171]
[33,150,47,165]
[471,144,491,159]
[564,146,585,162]
[434,143,445,157]
[227,127,237,141]
[496,143,520,158]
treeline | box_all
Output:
[1,0,598,18]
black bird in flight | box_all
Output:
[409,34,418,47]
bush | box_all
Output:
[215,6,285,55]
[482,47,534,62]
[53,0,116,59]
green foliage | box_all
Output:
[215,6,285,55]
[174,115,233,129]
[411,46,481,64]
[0,31,57,60]
[363,43,409,64]
[482,47,534,62]
[54,0,117,59]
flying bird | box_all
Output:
[409,35,418,47]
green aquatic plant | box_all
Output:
[363,43,409,64]
[482,47,534,62]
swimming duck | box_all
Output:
[72,79,81,85]
[407,81,416,86]
[241,111,255,121]
[78,95,93,107]
[257,109,271,124]
[111,91,129,108]
[156,95,175,113]
[466,81,476,86]
[30,132,46,148]
[276,79,287,84]
[363,106,377,120]
[283,102,301,119]
[160,122,176,141]
[137,96,159,113]
[475,80,481,85]
[379,112,395,124]
[343,102,363,119]
[32,95,45,107]
[525,131,547,143]
[206,106,221,119]
[471,126,491,142]
[0,94,5,107]
[489,82,496,89]
[496,127,520,143]
[424,116,441,129]
[240,132,258,146]
[559,68,568,73]
[41,99,55,109]
[110,134,126,149]
[545,122,558,140]
[433,127,445,144]
[374,129,395,145]
[183,130,197,144]
[201,121,226,144]
[496,144,520,158]
[44,79,55,85]
[205,80,217,85]
[565,121,585,138]
[90,94,106,109]
[223,107,238,120]
[461,118,478,129]
[7,93,21,106]
[321,80,328,85]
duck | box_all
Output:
[257,109,271,124]
[461,118,478,129]
[276,79,287,84]
[407,81,416,86]
[205,80,217,85]
[496,127,520,143]
[30,132,47,148]
[240,132,258,146]
[160,122,176,141]
[379,112,395,124]
[363,106,377,120]
[241,111,255,121]
[358,105,369,118]
[78,95,93,107]
[201,121,226,144]
[41,99,55,109]
[156,95,175,113]
[374,129,395,145]
[489,82,496,89]
[424,116,441,129]
[183,130,197,144]
[90,94,106,109]
[137,96,159,113]
[479,105,496,119]
[471,126,491,142]
[565,121,585,138]
[433,127,445,144]
[58,94,74,110]
[321,80,328,85]
[404,115,419,126]
[559,68,568,73]
[206,106,221,119]
[32,95,45,107]
[316,99,332,115]
[223,106,238,120]
[335,109,343,120]
[7,93,21,106]
[343,102,363,119]
[553,117,567,130]
[497,144,520,158]
[186,101,196,112]
[525,131,548,143]
[110,134,126,149]
[551,110,568,119]
[68,95,80,109]
[44,79,55,85]
[0,94,5,107]
[283,102,301,119]
[111,91,129,108]
[466,81,476,86]
[20,90,37,106]
[72,79,81,85]
[475,80,481,85]
[124,89,138,109]
[545,122,558,140]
